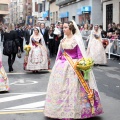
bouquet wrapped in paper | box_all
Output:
[76,58,94,80]
[24,45,31,55]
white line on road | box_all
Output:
[0,93,46,103]
[0,92,46,95]
[0,101,45,111]
[6,70,51,75]
[103,84,108,87]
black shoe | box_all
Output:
[9,68,12,72]
[9,66,13,72]
[11,67,13,71]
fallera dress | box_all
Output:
[44,36,103,119]
[0,49,9,92]
[87,30,107,65]
[26,34,48,71]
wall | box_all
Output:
[50,1,59,23]
[60,1,90,24]
[91,0,103,25]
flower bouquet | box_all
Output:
[24,45,31,55]
[76,58,94,80]
[102,39,109,48]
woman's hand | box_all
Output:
[4,77,7,80]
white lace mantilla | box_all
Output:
[61,38,77,50]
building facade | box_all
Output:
[49,0,59,24]
[56,0,102,25]
[102,0,120,30]
[0,0,9,24]
[31,0,50,25]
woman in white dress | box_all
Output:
[87,25,107,65]
[44,21,103,120]
[26,27,48,72]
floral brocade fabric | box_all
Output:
[44,40,103,119]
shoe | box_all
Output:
[11,67,13,71]
[9,66,13,72]
[9,68,12,72]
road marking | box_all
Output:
[7,70,51,75]
[1,101,45,111]
[103,84,108,87]
[7,73,28,75]
[106,72,120,80]
[0,93,46,103]
[10,79,38,85]
[0,109,44,114]
[0,92,46,114]
[0,92,46,95]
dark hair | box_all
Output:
[115,29,120,35]
[99,25,103,29]
[34,28,39,32]
[64,21,76,34]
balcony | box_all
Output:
[0,4,9,15]
[0,0,9,16]
[48,0,55,3]
[56,0,75,6]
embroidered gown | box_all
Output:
[0,49,9,92]
[87,30,107,65]
[26,35,48,71]
[44,37,103,119]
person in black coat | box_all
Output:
[24,25,33,45]
[40,23,49,45]
[47,27,55,57]
[3,25,20,72]
[107,24,114,33]
[16,26,24,52]
[0,26,4,42]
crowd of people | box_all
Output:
[0,20,120,120]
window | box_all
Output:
[0,4,8,11]
[56,11,58,22]
[106,4,113,29]
[72,16,75,21]
[39,3,42,12]
[35,2,38,12]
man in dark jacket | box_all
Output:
[16,25,24,52]
[40,23,49,45]
[24,25,33,45]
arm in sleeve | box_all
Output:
[77,45,83,59]
[3,33,5,47]
[14,31,20,47]
[56,44,63,61]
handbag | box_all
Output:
[17,49,21,58]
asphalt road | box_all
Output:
[0,50,120,120]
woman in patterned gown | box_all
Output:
[0,48,9,92]
[87,25,107,65]
[44,20,103,119]
[26,27,48,71]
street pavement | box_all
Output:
[0,50,120,120]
